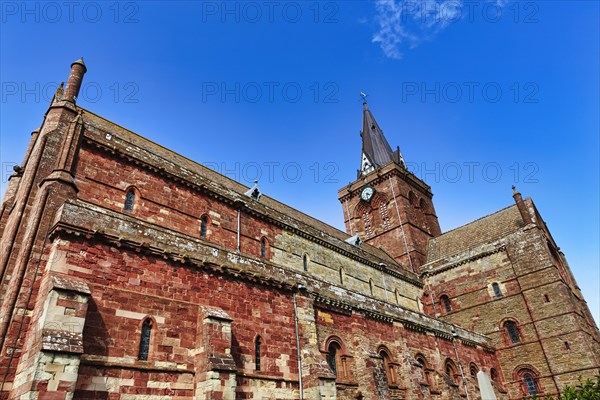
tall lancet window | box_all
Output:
[124,189,135,212]
[200,215,208,238]
[379,202,390,229]
[363,210,373,237]
[255,336,262,371]
[138,318,152,360]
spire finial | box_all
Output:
[359,92,368,106]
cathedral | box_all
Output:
[0,60,598,400]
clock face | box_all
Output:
[360,186,374,202]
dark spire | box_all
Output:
[359,100,405,177]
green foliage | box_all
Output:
[527,375,600,400]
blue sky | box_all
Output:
[1,1,598,323]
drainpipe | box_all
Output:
[451,326,471,400]
[293,284,306,399]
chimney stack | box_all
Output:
[63,58,87,103]
[512,186,532,225]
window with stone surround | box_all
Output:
[260,237,267,258]
[492,282,502,297]
[515,367,541,395]
[255,336,262,371]
[363,210,373,237]
[440,295,452,313]
[444,359,459,385]
[379,348,397,386]
[504,320,521,343]
[124,188,136,212]
[379,201,390,229]
[408,191,417,206]
[490,368,499,383]
[470,363,478,378]
[327,341,341,375]
[415,354,432,386]
[138,318,152,360]
[200,214,208,237]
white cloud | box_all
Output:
[372,0,508,60]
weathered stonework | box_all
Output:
[0,60,597,400]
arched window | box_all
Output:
[260,238,267,258]
[440,295,452,313]
[470,363,479,378]
[415,354,432,386]
[327,342,341,375]
[379,202,390,229]
[523,373,539,395]
[564,341,570,350]
[303,254,308,271]
[200,215,208,238]
[445,359,459,385]
[419,198,426,210]
[379,349,397,386]
[138,318,152,360]
[124,188,135,212]
[490,368,499,383]
[363,210,373,237]
[543,294,550,303]
[408,191,417,206]
[504,320,521,343]
[255,336,262,371]
[492,282,502,297]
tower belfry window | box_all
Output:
[380,202,390,229]
[363,210,373,237]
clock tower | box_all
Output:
[338,100,441,272]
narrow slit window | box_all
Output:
[138,318,152,360]
[440,295,452,312]
[492,282,502,297]
[339,268,344,285]
[564,341,570,350]
[544,294,550,303]
[303,254,308,271]
[124,189,135,212]
[200,215,208,238]
[369,279,374,296]
[255,336,262,371]
[260,238,267,258]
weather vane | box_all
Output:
[359,91,368,103]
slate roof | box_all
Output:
[427,203,525,262]
[360,102,405,173]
